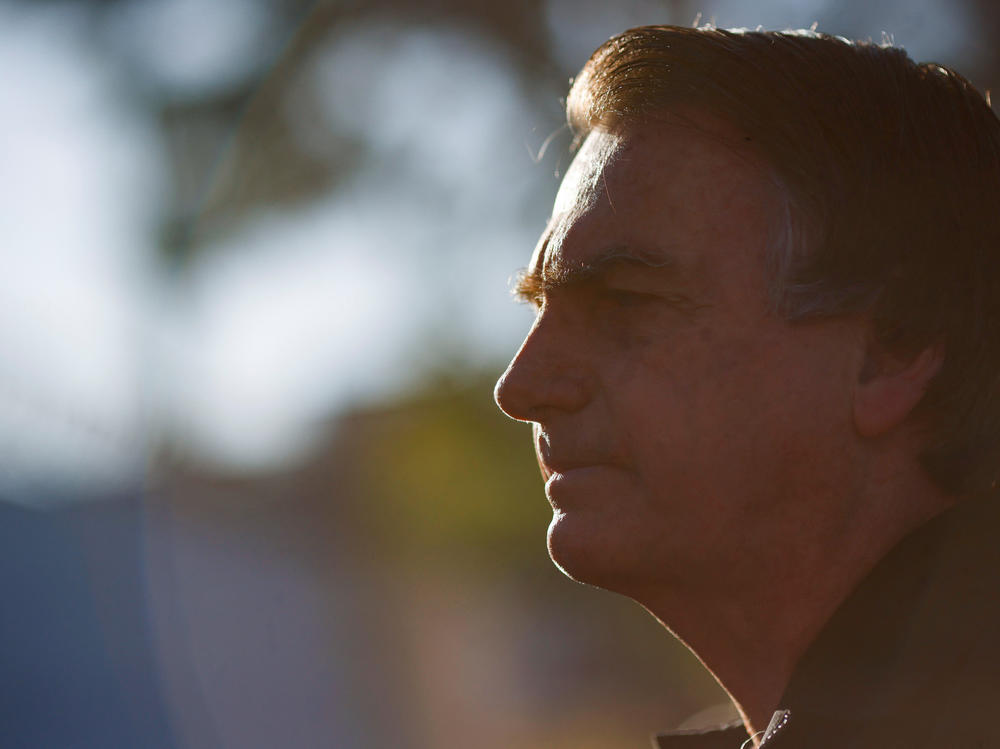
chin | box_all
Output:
[546,510,634,591]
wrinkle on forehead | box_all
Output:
[530,130,626,277]
[554,131,625,217]
[529,116,787,294]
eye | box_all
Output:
[603,289,653,308]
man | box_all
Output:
[494,26,1000,748]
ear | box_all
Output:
[853,340,944,438]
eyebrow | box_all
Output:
[512,245,680,304]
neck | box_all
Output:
[634,476,954,744]
[639,561,857,740]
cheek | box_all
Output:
[603,323,744,423]
[601,349,717,471]
[603,332,801,483]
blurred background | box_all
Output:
[2,0,998,746]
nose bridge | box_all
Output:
[494,307,591,421]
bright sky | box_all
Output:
[0,2,159,501]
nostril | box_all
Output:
[495,314,591,420]
[495,358,590,422]
[495,353,552,422]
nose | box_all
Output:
[494,314,592,422]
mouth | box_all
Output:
[541,460,611,478]
[542,464,624,510]
[533,428,620,487]
[536,445,601,480]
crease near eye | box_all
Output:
[602,288,655,308]
[601,286,710,319]
[510,264,710,320]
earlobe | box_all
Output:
[853,342,944,438]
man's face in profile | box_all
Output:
[495,118,866,602]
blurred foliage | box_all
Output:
[351,370,549,568]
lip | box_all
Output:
[538,456,615,488]
[535,433,619,479]
[541,457,612,476]
[544,464,612,484]
[543,464,620,506]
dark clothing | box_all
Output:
[653,492,1000,748]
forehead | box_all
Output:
[531,118,782,295]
